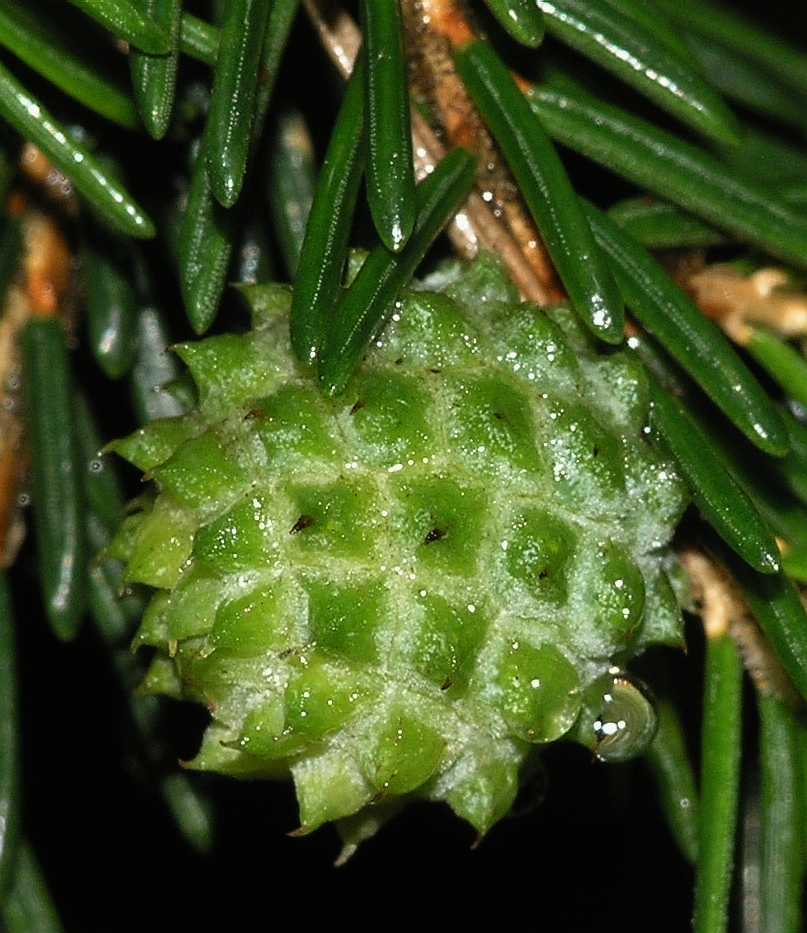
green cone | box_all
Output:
[109,255,687,839]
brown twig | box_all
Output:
[686,263,807,343]
[302,0,558,303]
[0,161,73,567]
[404,0,560,299]
[19,142,78,212]
[0,285,28,568]
[679,547,801,707]
[20,211,72,320]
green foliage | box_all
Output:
[456,40,625,345]
[362,0,415,251]
[2,0,807,927]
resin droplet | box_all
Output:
[577,670,657,763]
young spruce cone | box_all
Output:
[108,255,687,843]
